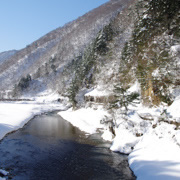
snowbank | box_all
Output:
[110,127,140,154]
[101,129,114,141]
[129,134,180,180]
[167,95,180,122]
[111,105,180,179]
[25,91,70,105]
[59,101,180,179]
[58,107,109,134]
[1,86,179,179]
[0,97,68,178]
[0,102,66,140]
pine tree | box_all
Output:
[110,85,140,113]
[67,77,79,109]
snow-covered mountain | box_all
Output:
[0,50,17,65]
[0,0,134,96]
[0,0,180,179]
[0,0,179,109]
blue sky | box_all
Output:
[0,0,109,52]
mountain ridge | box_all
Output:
[0,0,179,110]
[0,0,135,94]
[0,50,17,64]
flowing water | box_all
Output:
[0,111,135,180]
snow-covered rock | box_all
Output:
[110,127,140,154]
[0,169,8,176]
[170,45,180,56]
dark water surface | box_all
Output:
[0,111,135,180]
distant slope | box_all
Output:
[0,0,135,94]
[1,0,178,108]
[0,50,17,65]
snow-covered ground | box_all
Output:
[58,106,109,134]
[129,133,180,180]
[0,93,69,179]
[0,92,70,140]
[0,101,67,140]
[0,89,179,179]
[58,85,180,180]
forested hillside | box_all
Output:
[0,50,17,65]
[0,0,180,179]
[1,0,179,111]
[0,0,134,98]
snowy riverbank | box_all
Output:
[0,98,69,179]
[0,91,71,140]
[0,101,67,140]
[58,101,180,180]
[0,93,179,179]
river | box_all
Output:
[0,111,135,180]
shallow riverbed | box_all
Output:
[0,111,135,180]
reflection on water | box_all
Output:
[0,111,135,180]
[24,113,81,140]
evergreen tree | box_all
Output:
[67,77,79,109]
[110,85,140,113]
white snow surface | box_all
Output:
[58,98,180,179]
[85,88,111,97]
[110,104,180,179]
[170,44,180,56]
[101,129,114,141]
[127,81,141,93]
[58,107,109,134]
[167,95,180,122]
[0,92,69,178]
[0,88,179,179]
[0,101,66,140]
[129,133,180,180]
[110,126,140,154]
